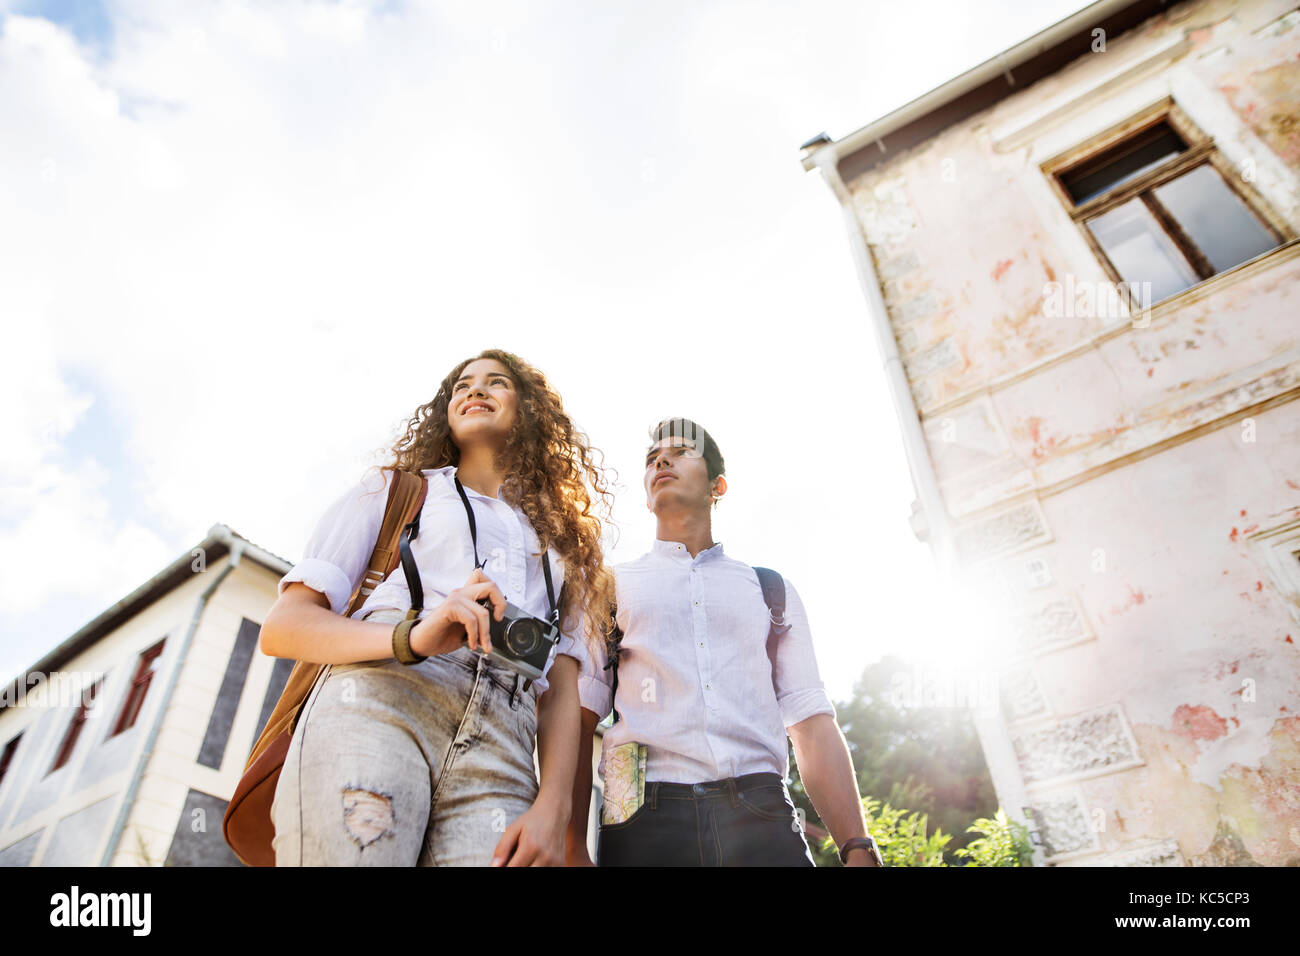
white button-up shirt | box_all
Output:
[277,465,574,695]
[572,539,836,783]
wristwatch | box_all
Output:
[391,611,427,665]
[838,836,883,866]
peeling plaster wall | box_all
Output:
[851,0,1300,423]
[996,403,1300,865]
[840,0,1300,865]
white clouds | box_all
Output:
[0,329,88,479]
[1,0,1090,693]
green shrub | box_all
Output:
[814,800,1033,867]
[952,809,1034,867]
[815,796,951,866]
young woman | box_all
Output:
[260,349,615,866]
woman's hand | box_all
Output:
[565,846,596,867]
[490,793,570,867]
[408,568,507,658]
[493,654,578,865]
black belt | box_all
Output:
[646,772,784,806]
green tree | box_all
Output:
[790,654,1003,864]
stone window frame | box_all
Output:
[1021,785,1102,863]
[1248,518,1300,629]
[1039,97,1295,302]
[1010,702,1145,790]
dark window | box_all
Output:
[48,681,101,774]
[197,619,260,769]
[164,788,246,867]
[111,639,166,738]
[1060,122,1188,204]
[255,657,296,742]
[0,733,21,788]
[1051,113,1285,303]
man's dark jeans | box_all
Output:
[597,772,816,866]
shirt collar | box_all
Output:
[652,539,725,561]
[425,466,565,578]
[425,465,499,502]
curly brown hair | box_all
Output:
[375,349,616,650]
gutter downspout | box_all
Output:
[809,150,955,565]
[99,538,245,866]
[806,150,1044,866]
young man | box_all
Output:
[564,418,883,867]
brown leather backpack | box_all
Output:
[222,469,429,866]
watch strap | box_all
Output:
[839,836,882,866]
[392,609,426,665]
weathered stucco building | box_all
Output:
[803,0,1299,865]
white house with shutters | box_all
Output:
[0,523,605,866]
[0,526,293,865]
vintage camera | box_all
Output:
[471,598,560,681]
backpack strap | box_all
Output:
[228,469,431,866]
[276,470,428,742]
[606,565,787,724]
[752,566,790,676]
[346,469,430,617]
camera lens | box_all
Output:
[505,618,543,658]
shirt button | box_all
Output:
[698,642,704,648]
[704,683,711,690]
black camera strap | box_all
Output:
[397,474,562,702]
[454,475,558,624]
[454,474,488,571]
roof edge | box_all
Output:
[1,525,292,712]
[801,0,1165,177]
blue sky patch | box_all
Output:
[10,0,114,54]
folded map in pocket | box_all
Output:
[601,741,648,825]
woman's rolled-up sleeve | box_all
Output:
[577,642,613,719]
[555,605,612,719]
[546,590,611,717]
[278,468,392,616]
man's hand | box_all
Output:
[565,706,602,866]
[490,795,569,867]
[410,568,506,657]
[789,713,884,868]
